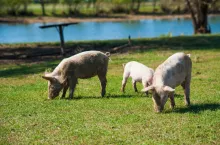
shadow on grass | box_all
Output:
[0,62,57,78]
[173,103,220,114]
[61,94,134,100]
[174,94,184,98]
[107,94,134,98]
[131,35,220,53]
[1,35,220,77]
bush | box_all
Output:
[160,0,187,14]
[18,10,34,16]
[111,5,129,13]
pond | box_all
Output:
[0,16,220,43]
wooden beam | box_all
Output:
[58,25,65,55]
[39,22,79,55]
[39,22,78,29]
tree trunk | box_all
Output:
[130,0,135,13]
[136,0,141,12]
[74,4,79,14]
[23,3,28,13]
[40,0,46,16]
[68,5,72,14]
[153,0,157,13]
[185,0,211,34]
[52,4,56,14]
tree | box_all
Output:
[20,0,32,15]
[50,0,59,15]
[40,0,46,16]
[0,0,31,16]
[160,0,186,14]
[6,0,22,15]
[152,0,157,13]
[111,0,133,13]
[136,0,143,12]
[130,0,143,13]
[63,0,81,15]
[185,0,216,34]
[0,0,7,14]
[72,0,82,14]
[86,0,110,14]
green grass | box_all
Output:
[0,36,220,144]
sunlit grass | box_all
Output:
[0,36,220,144]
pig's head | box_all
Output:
[142,85,175,112]
[42,74,63,99]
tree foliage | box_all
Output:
[0,0,32,15]
[1,0,220,16]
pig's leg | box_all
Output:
[152,96,162,113]
[132,80,138,92]
[98,74,107,97]
[61,82,69,99]
[169,92,175,109]
[68,77,77,99]
[121,71,129,92]
[181,77,191,106]
[142,81,149,96]
[161,95,169,111]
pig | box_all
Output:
[142,52,192,112]
[121,61,154,95]
[42,51,110,99]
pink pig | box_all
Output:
[142,52,192,112]
[121,61,154,95]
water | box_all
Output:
[0,16,220,43]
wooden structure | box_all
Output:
[39,22,78,55]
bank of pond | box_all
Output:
[0,15,220,44]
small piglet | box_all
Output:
[121,61,154,94]
[42,51,110,99]
[142,52,192,112]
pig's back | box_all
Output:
[154,53,192,88]
[127,61,152,82]
[65,51,109,78]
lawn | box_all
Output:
[0,36,220,144]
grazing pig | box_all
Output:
[142,52,192,112]
[121,61,154,94]
[42,51,110,99]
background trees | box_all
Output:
[39,0,46,16]
[1,0,219,17]
[61,0,81,15]
[0,0,32,16]
[185,0,217,34]
[0,0,219,34]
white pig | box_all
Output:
[142,52,192,112]
[121,61,154,94]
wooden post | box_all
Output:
[58,25,65,55]
[39,22,78,56]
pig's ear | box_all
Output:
[42,75,55,82]
[141,86,154,92]
[163,86,175,93]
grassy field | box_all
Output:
[0,36,220,144]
